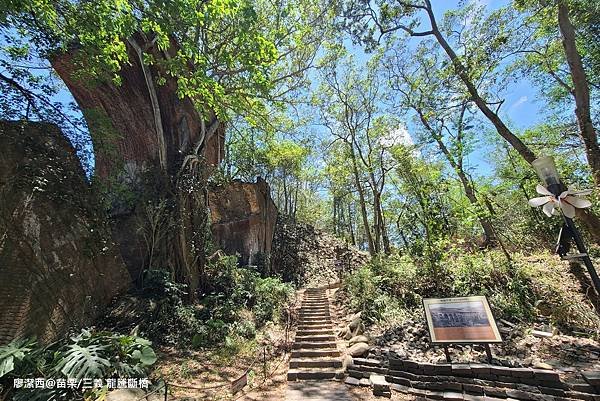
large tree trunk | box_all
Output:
[51,34,224,298]
[557,2,600,189]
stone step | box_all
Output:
[298,321,333,331]
[293,341,338,350]
[296,326,333,337]
[298,316,331,322]
[299,310,330,315]
[291,349,340,358]
[289,358,342,369]
[296,357,342,368]
[299,312,331,317]
[295,334,336,342]
[298,320,332,326]
[299,310,330,314]
[287,368,342,381]
[298,316,331,323]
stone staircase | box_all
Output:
[287,287,343,381]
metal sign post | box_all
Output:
[531,156,600,298]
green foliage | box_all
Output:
[0,330,157,401]
[344,249,600,333]
[56,344,111,380]
[253,277,294,324]
[0,339,36,378]
[140,256,292,348]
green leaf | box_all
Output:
[0,338,34,378]
[132,346,157,366]
[56,344,110,380]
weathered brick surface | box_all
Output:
[0,122,130,345]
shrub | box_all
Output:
[139,256,293,349]
[0,329,157,401]
[342,248,599,333]
[253,277,293,325]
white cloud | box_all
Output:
[511,96,528,109]
[380,125,414,148]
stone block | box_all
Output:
[428,383,448,391]
[463,393,485,401]
[506,389,535,400]
[570,383,596,394]
[512,369,535,378]
[452,364,472,376]
[564,391,595,401]
[413,381,429,390]
[470,364,492,375]
[409,387,427,396]
[426,390,445,400]
[463,384,485,395]
[355,358,383,368]
[582,372,600,387]
[539,387,566,397]
[442,382,463,392]
[434,364,453,375]
[532,370,561,382]
[443,391,464,400]
[390,383,410,393]
[345,377,360,386]
[389,357,404,369]
[485,387,508,398]
[491,366,516,377]
[385,375,411,387]
[389,370,418,380]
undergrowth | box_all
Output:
[343,248,600,335]
[0,329,157,401]
[140,255,293,349]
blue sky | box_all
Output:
[409,0,546,177]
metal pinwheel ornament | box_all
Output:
[528,185,592,218]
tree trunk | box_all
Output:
[424,6,536,163]
[51,35,224,298]
[349,145,375,255]
[421,1,600,245]
[557,1,600,189]
[379,203,391,254]
[348,203,357,246]
[371,176,382,254]
[416,108,497,245]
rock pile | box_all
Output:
[365,314,600,374]
[271,216,368,287]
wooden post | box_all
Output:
[484,344,493,363]
[263,346,267,380]
[443,345,452,363]
[164,382,168,401]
